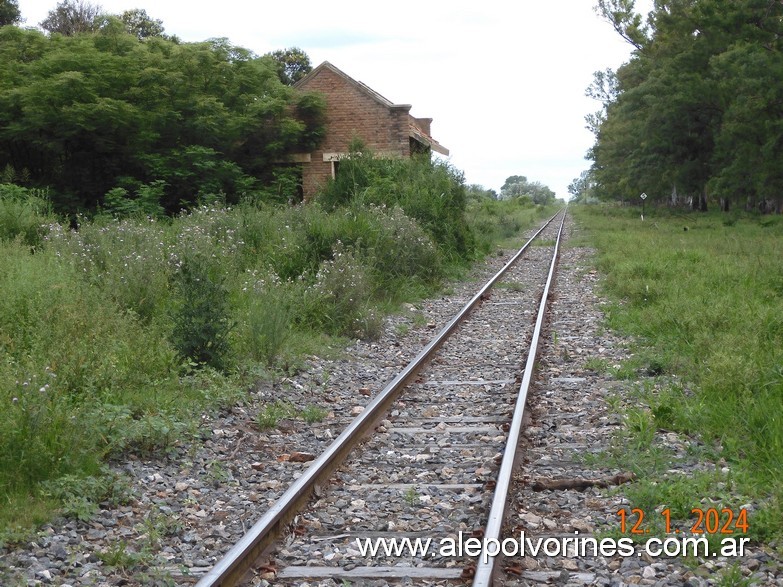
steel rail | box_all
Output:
[195,209,565,587]
[471,208,568,587]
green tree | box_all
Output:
[500,175,527,198]
[500,175,555,204]
[0,27,325,212]
[119,8,165,40]
[267,47,312,85]
[709,42,783,213]
[0,0,21,26]
[589,0,783,212]
[40,0,103,35]
[595,0,649,50]
[568,170,597,202]
[466,184,498,201]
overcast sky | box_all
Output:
[17,0,648,198]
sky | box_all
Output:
[16,0,648,198]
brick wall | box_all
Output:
[414,117,432,136]
[298,66,413,200]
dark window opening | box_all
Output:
[410,138,431,155]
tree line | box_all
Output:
[499,175,556,204]
[0,0,322,213]
[574,0,783,213]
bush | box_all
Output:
[170,254,234,370]
[360,204,441,284]
[318,149,475,262]
[0,184,55,247]
[48,217,173,322]
[102,181,166,219]
[299,243,381,339]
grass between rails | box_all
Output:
[573,205,783,544]
[0,175,556,543]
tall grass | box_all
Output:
[574,205,783,540]
[467,196,558,253]
[0,183,55,247]
[0,239,184,525]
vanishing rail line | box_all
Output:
[196,208,567,587]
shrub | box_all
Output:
[38,468,133,522]
[318,148,475,262]
[102,181,166,219]
[243,283,292,367]
[170,254,234,370]
[298,243,381,339]
[358,204,441,284]
[0,184,55,247]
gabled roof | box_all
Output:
[294,61,411,110]
[295,61,449,156]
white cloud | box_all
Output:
[17,0,645,196]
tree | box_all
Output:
[709,42,783,212]
[0,0,22,26]
[0,27,325,212]
[466,184,498,201]
[267,47,312,85]
[568,170,597,202]
[588,0,783,212]
[500,175,528,198]
[119,8,165,40]
[500,175,555,204]
[595,0,649,50]
[40,0,103,35]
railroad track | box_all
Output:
[197,208,568,587]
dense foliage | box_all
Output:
[0,25,325,213]
[586,0,783,212]
[318,147,476,262]
[268,46,312,85]
[499,175,556,204]
[0,0,21,26]
[39,0,102,35]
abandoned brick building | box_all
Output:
[292,61,449,200]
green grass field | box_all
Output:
[574,205,783,543]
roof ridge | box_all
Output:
[296,61,411,110]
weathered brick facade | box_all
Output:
[293,62,448,200]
